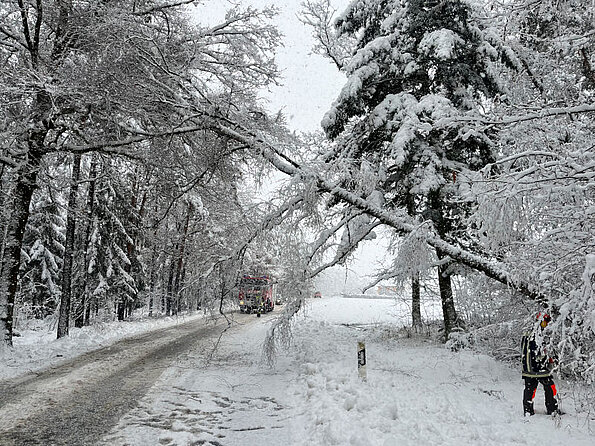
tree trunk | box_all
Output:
[411,272,421,329]
[428,192,462,340]
[0,164,8,266]
[117,298,126,321]
[179,266,187,313]
[173,203,192,315]
[166,256,176,316]
[79,155,97,327]
[435,248,462,339]
[406,195,422,330]
[147,241,158,317]
[0,143,44,347]
[123,168,140,315]
[57,153,82,338]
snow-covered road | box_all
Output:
[0,316,235,445]
[100,309,295,445]
[2,297,594,445]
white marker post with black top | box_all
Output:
[357,341,367,381]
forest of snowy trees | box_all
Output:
[0,0,594,386]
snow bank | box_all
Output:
[0,312,204,381]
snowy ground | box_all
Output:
[0,311,204,381]
[95,296,594,445]
[2,297,593,445]
[288,299,595,446]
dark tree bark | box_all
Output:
[117,298,126,321]
[580,48,595,90]
[406,196,422,330]
[0,164,7,265]
[57,153,82,338]
[77,155,97,327]
[435,248,462,338]
[166,255,176,316]
[411,273,422,329]
[427,192,463,340]
[0,146,44,347]
[173,202,192,314]
[147,239,158,317]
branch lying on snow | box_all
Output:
[210,122,549,306]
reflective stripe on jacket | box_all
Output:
[521,332,552,378]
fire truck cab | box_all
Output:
[238,275,275,315]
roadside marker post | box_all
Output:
[357,341,367,381]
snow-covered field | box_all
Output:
[97,296,593,445]
[288,298,595,445]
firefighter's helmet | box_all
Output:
[536,312,551,328]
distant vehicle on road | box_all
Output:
[314,291,322,298]
[377,285,399,295]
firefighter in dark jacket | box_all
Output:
[521,312,560,416]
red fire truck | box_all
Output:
[238,275,276,317]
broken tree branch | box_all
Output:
[210,122,549,306]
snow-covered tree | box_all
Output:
[452,0,595,379]
[320,0,518,338]
[18,190,65,320]
[0,0,282,346]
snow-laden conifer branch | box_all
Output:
[210,122,549,305]
[455,104,595,127]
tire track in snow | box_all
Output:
[99,310,292,446]
[0,317,234,446]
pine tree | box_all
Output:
[19,192,65,319]
[78,160,142,322]
[323,0,516,338]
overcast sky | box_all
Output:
[193,0,349,133]
[192,1,388,284]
